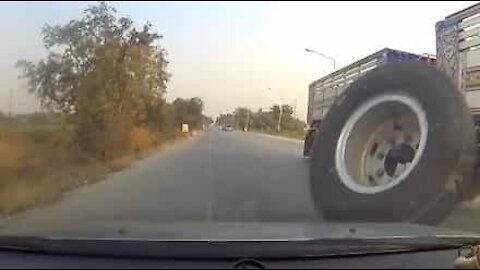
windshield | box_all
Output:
[1,0,480,246]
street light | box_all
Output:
[265,88,283,132]
[305,48,336,72]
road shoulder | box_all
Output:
[249,131,303,144]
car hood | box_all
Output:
[0,221,476,241]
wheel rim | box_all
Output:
[335,93,428,194]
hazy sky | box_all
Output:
[0,1,476,120]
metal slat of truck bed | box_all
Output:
[310,49,386,88]
[313,94,323,101]
[466,49,480,92]
[460,26,480,39]
[307,48,394,123]
[466,68,480,91]
[459,15,480,51]
[361,59,378,69]
[361,64,378,73]
[460,14,480,29]
[460,38,480,51]
[447,3,480,21]
[470,107,480,115]
[466,47,480,69]
[346,72,360,80]
[345,66,360,76]
[465,90,480,108]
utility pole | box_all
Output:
[265,88,283,133]
[246,110,250,131]
[293,98,297,118]
[8,88,13,119]
[277,105,283,132]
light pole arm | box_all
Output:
[319,54,336,71]
[305,48,336,71]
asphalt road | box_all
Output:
[3,127,480,235]
[1,129,320,231]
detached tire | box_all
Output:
[303,129,315,157]
[310,62,477,225]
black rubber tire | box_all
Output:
[303,129,315,157]
[310,62,477,225]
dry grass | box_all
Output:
[130,127,158,154]
[0,123,108,215]
[0,123,185,216]
[0,164,107,215]
[107,155,135,172]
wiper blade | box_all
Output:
[316,235,480,256]
[0,235,478,259]
[320,235,480,248]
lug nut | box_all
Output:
[377,153,385,160]
[376,169,384,177]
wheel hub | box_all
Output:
[384,143,415,177]
[335,93,428,194]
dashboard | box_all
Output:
[0,248,461,269]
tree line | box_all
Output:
[14,2,208,161]
[216,105,306,133]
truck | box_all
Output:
[303,48,436,157]
[306,3,480,225]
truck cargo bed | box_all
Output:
[307,48,436,126]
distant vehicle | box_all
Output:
[181,123,189,133]
[223,125,233,132]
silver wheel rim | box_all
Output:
[335,93,428,194]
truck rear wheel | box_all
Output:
[310,62,477,225]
